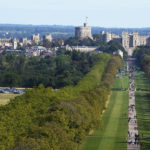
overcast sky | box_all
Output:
[0,0,150,27]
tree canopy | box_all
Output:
[0,54,122,150]
[0,50,98,88]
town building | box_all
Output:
[5,49,22,55]
[0,38,12,48]
[0,38,12,45]
[65,45,99,52]
[13,38,18,50]
[31,46,46,51]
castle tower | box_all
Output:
[122,31,130,49]
[75,23,93,40]
[105,32,112,43]
[132,32,139,47]
[32,34,40,44]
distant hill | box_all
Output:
[0,24,150,39]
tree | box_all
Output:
[43,39,52,48]
[3,73,19,87]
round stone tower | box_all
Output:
[75,23,93,40]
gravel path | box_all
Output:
[127,60,140,150]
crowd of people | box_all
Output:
[128,62,140,149]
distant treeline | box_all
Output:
[1,24,150,39]
[0,54,122,150]
[0,24,75,39]
[0,50,98,88]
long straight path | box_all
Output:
[127,60,140,150]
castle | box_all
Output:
[75,23,93,40]
[75,22,150,55]
[101,31,150,55]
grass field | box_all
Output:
[0,93,21,105]
[136,91,150,150]
[134,71,150,149]
[80,76,129,150]
[134,72,150,90]
[113,76,129,89]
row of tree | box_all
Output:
[0,54,122,150]
[137,54,150,79]
[133,46,150,79]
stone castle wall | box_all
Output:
[101,31,150,50]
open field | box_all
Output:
[80,75,129,150]
[134,72,150,90]
[113,76,129,89]
[0,93,22,105]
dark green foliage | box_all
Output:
[0,50,97,88]
[138,54,150,80]
[108,41,125,53]
[133,46,150,85]
[133,47,150,150]
[133,46,150,66]
[0,54,122,150]
[65,37,127,59]
[98,40,127,59]
[64,36,106,47]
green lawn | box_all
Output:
[0,93,21,105]
[134,71,150,149]
[112,76,129,89]
[135,91,150,150]
[80,91,128,150]
[80,72,129,150]
[134,72,150,90]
